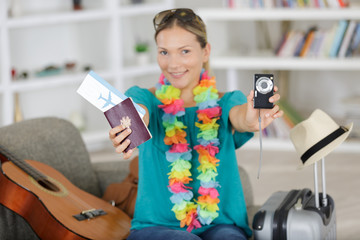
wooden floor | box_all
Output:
[237,148,360,240]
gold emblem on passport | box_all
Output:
[121,116,131,128]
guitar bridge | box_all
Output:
[73,209,107,221]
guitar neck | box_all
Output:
[0,147,47,182]
[12,159,48,181]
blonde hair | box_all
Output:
[154,11,210,72]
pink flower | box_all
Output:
[169,182,191,193]
[186,212,201,232]
[194,144,219,157]
[198,186,219,199]
[159,73,165,85]
[196,106,222,119]
[159,99,185,115]
[201,71,210,80]
[169,143,190,153]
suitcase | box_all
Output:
[252,188,336,240]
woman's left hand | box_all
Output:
[245,85,283,131]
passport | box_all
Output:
[104,97,151,152]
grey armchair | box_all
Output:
[0,117,258,240]
[0,117,132,240]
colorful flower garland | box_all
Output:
[155,70,222,232]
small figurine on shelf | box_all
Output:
[18,71,29,80]
[83,65,92,72]
[73,0,83,11]
[11,67,29,81]
[11,68,17,81]
[135,40,150,66]
[65,61,77,72]
[35,65,62,78]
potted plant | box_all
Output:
[135,41,150,66]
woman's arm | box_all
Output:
[229,86,283,133]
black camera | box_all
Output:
[253,74,274,109]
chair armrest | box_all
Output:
[91,160,131,196]
[247,205,261,229]
[247,205,261,240]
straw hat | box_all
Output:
[290,109,353,169]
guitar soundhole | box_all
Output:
[37,179,61,192]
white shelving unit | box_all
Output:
[198,7,360,152]
[0,0,173,151]
[198,8,360,21]
[211,57,360,71]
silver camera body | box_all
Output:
[254,74,274,109]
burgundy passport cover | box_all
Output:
[104,97,151,152]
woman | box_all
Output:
[109,8,283,240]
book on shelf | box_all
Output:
[307,30,326,57]
[338,20,358,58]
[299,27,317,57]
[223,0,349,8]
[277,31,303,57]
[275,21,360,58]
[261,99,303,139]
[318,23,338,58]
[346,23,360,57]
[329,20,349,58]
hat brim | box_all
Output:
[297,122,353,170]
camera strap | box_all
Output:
[257,110,263,179]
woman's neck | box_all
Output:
[180,88,196,108]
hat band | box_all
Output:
[301,126,347,163]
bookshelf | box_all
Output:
[197,6,360,152]
[211,57,360,70]
[198,8,360,21]
[0,0,173,151]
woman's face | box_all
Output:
[156,25,210,91]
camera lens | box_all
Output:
[256,77,273,94]
[261,82,268,89]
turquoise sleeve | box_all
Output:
[221,91,254,149]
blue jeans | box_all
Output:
[127,224,248,240]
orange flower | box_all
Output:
[197,113,215,124]
[180,209,197,228]
[197,195,220,204]
[164,130,187,145]
[161,98,175,105]
[208,156,220,165]
[199,77,216,88]
[169,176,192,185]
[196,148,211,159]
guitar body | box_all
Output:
[0,159,131,240]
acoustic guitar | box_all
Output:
[0,152,131,240]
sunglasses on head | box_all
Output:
[153,8,204,30]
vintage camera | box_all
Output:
[254,74,274,109]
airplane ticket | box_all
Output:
[77,71,145,118]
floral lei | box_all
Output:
[155,70,222,232]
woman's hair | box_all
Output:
[154,9,210,72]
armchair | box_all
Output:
[0,117,258,239]
[0,117,131,240]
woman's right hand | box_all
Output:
[109,125,134,159]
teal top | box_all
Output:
[125,86,254,237]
